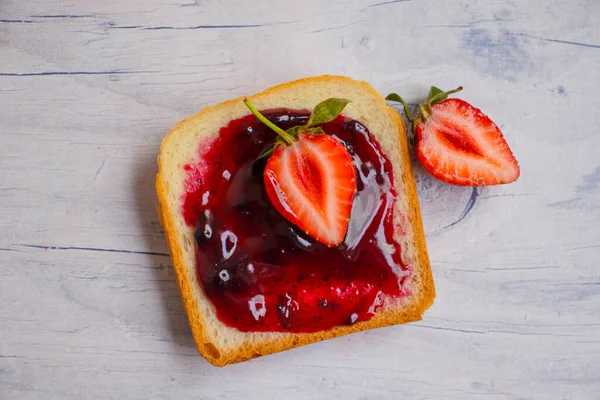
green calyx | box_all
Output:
[386,85,463,131]
[243,97,350,160]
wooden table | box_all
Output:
[1,1,599,398]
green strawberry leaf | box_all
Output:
[385,93,413,123]
[275,136,289,146]
[385,93,403,102]
[306,127,325,135]
[307,98,350,127]
[427,86,445,102]
[286,126,301,139]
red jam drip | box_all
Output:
[182,110,409,333]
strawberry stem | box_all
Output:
[243,98,296,145]
[419,104,431,120]
[427,86,463,106]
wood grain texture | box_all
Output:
[1,0,599,398]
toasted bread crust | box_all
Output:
[156,75,434,366]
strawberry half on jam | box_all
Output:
[244,98,356,247]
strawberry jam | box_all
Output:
[182,110,410,332]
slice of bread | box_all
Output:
[156,75,435,366]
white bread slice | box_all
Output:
[156,75,435,366]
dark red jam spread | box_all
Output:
[182,110,410,333]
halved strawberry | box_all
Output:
[387,87,520,186]
[243,97,356,247]
[264,133,356,247]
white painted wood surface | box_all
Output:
[1,0,599,398]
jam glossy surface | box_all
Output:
[182,110,409,332]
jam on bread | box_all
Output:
[182,109,411,332]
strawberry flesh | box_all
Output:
[264,133,356,247]
[416,98,520,186]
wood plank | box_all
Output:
[1,0,599,398]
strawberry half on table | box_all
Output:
[387,87,520,186]
[243,98,356,247]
